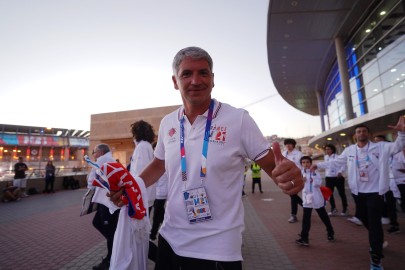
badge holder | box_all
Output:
[183,186,212,224]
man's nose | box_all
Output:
[190,73,202,84]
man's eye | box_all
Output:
[181,71,191,78]
[200,71,210,76]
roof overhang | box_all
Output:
[267,0,375,116]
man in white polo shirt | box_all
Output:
[110,46,304,270]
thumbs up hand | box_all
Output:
[271,142,303,195]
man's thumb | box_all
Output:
[272,142,284,165]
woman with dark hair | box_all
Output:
[129,120,156,214]
[323,144,348,216]
[44,160,56,193]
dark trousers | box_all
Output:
[155,235,242,270]
[45,177,55,192]
[397,184,405,213]
[356,192,384,259]
[150,199,166,239]
[351,193,361,219]
[325,176,348,212]
[384,190,399,226]
[300,207,334,240]
[92,204,120,261]
[290,194,303,215]
[252,177,262,192]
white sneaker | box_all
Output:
[383,240,388,249]
[288,215,298,223]
[347,216,363,226]
[381,217,390,225]
[328,209,339,216]
[340,210,349,216]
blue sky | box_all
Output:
[0,0,321,137]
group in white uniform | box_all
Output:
[314,122,405,270]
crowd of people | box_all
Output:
[1,46,402,270]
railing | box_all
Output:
[0,166,88,182]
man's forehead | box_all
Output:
[179,57,210,69]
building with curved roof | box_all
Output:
[267,0,405,151]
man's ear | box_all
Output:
[212,73,215,88]
[172,75,179,90]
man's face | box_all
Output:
[92,148,102,160]
[325,147,333,155]
[172,57,214,107]
[355,127,369,143]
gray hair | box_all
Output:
[172,47,213,75]
[95,143,110,155]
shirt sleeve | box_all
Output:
[240,111,270,161]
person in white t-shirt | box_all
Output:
[392,149,405,213]
[312,121,405,270]
[386,148,405,234]
[283,138,303,223]
[129,120,156,214]
[87,144,120,270]
[109,46,304,270]
[323,143,348,216]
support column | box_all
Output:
[335,37,354,120]
[316,90,326,132]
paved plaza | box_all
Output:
[1,174,404,269]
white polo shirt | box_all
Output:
[130,140,156,208]
[154,99,270,261]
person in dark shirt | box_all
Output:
[14,156,29,198]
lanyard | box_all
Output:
[304,169,313,192]
[180,99,215,184]
[356,142,370,169]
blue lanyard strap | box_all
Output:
[180,99,215,181]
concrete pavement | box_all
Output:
[1,173,404,270]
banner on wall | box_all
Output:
[0,134,69,146]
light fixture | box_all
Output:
[340,133,346,136]
[327,137,333,141]
[380,11,386,16]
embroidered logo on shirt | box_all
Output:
[168,128,177,144]
[209,125,226,145]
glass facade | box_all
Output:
[323,0,405,130]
